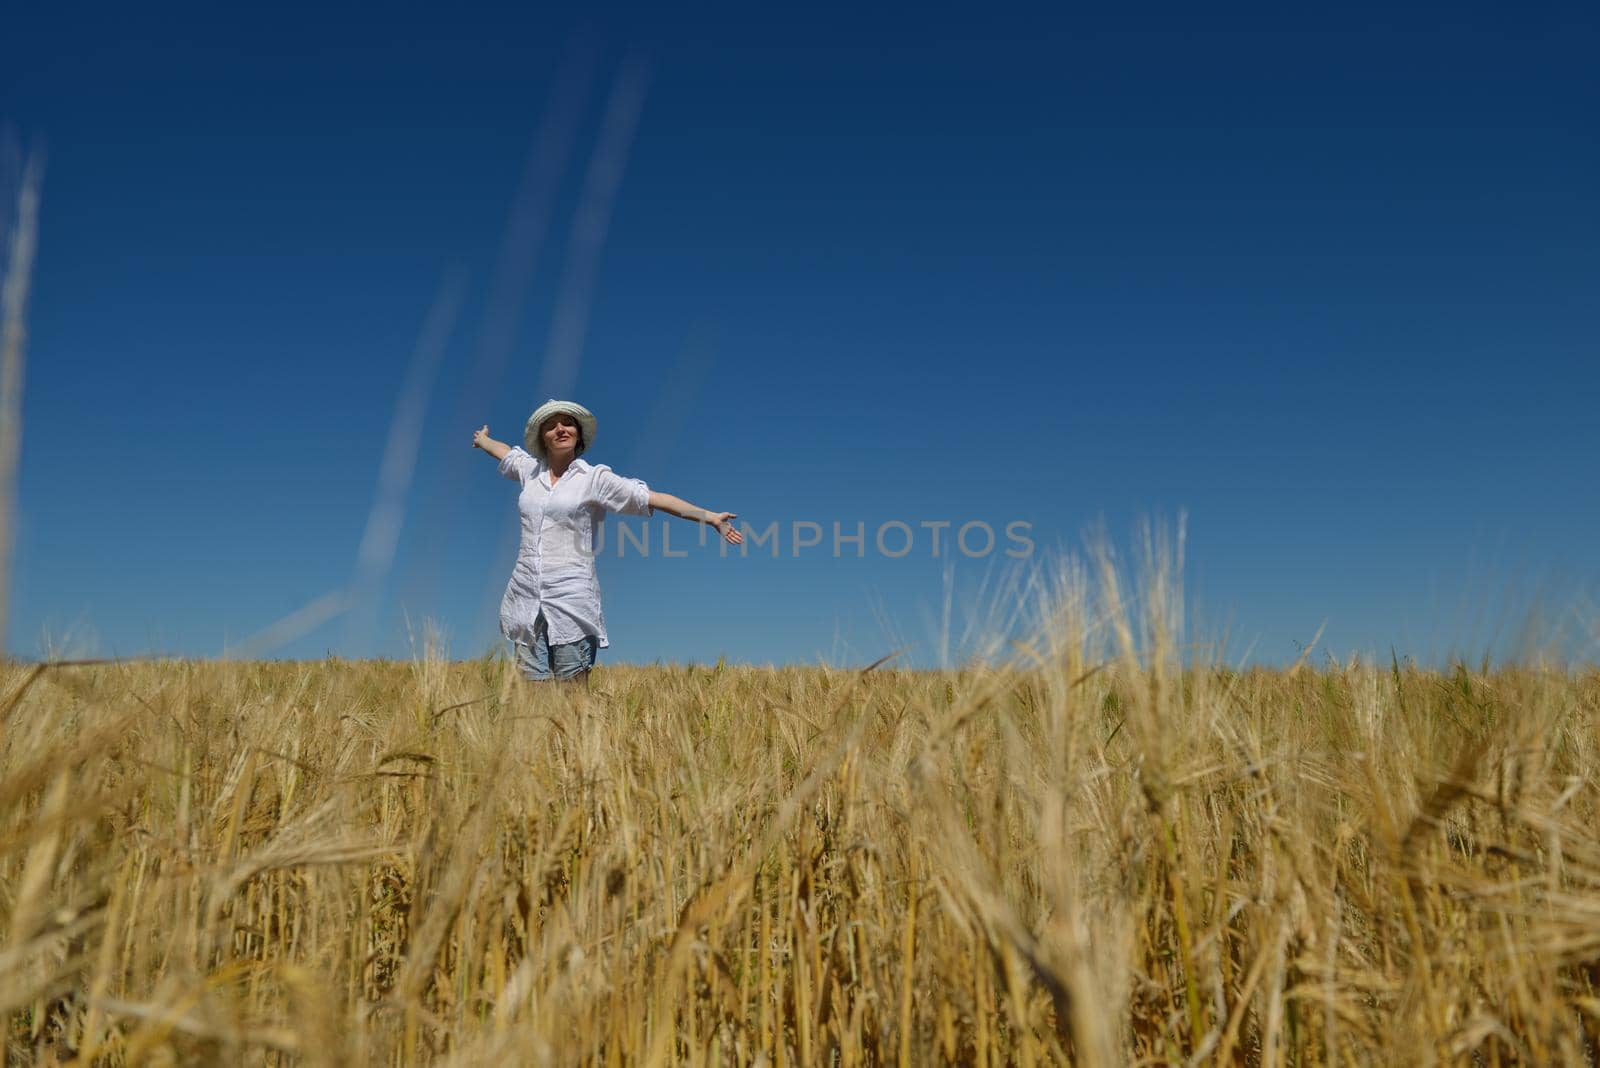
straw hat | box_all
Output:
[525,399,597,458]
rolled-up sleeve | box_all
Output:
[588,464,654,516]
[499,446,539,483]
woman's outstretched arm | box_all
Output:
[648,492,745,545]
[471,425,512,461]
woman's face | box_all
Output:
[541,414,581,456]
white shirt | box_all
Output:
[497,447,654,649]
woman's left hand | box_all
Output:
[709,512,744,545]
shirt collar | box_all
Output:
[540,456,590,484]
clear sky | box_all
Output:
[2,3,1596,668]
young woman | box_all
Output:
[472,399,743,684]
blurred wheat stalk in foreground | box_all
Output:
[3,555,1598,1068]
[0,150,43,656]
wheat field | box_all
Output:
[3,565,1599,1066]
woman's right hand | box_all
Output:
[472,425,490,450]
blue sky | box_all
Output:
[2,3,1596,667]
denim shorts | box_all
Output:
[511,611,599,681]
